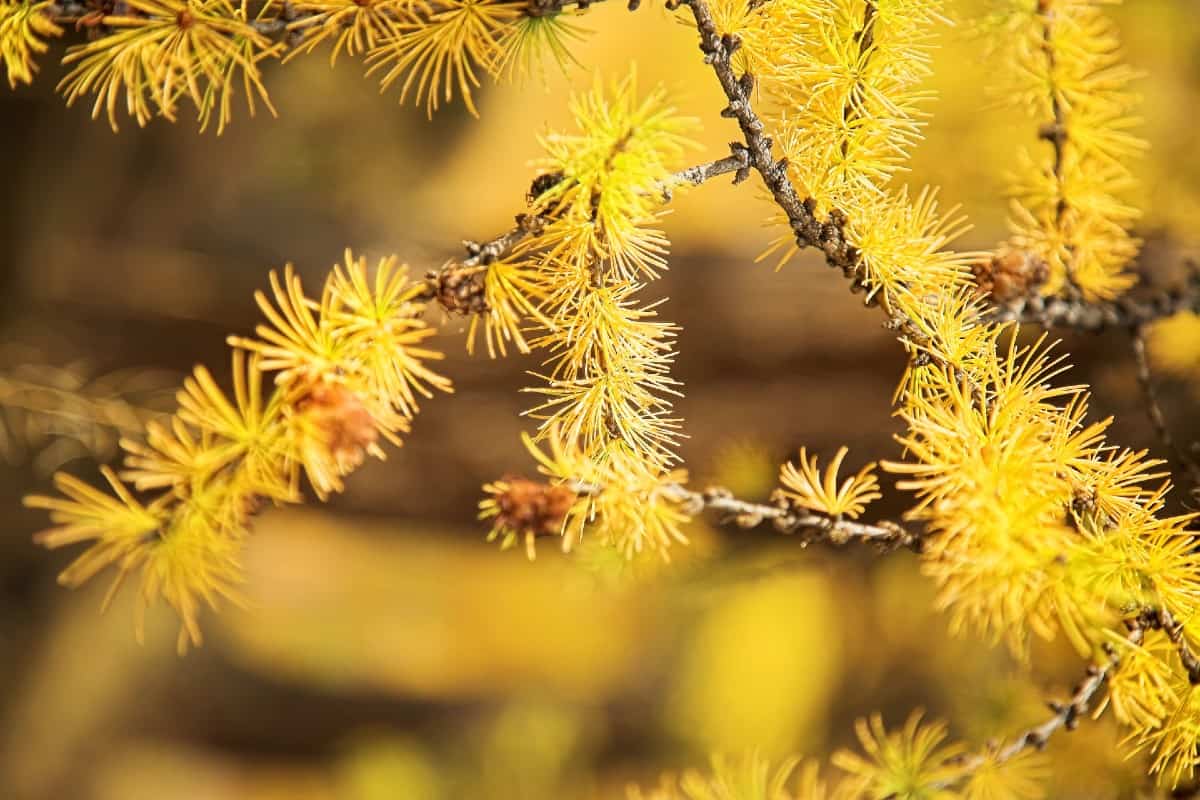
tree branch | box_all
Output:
[942,605,1200,787]
[675,0,988,400]
[949,658,1114,778]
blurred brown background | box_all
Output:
[1,2,1199,798]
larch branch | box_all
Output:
[942,605,1200,788]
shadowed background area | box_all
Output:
[1,1,1199,798]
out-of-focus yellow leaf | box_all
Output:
[666,564,840,755]
[1149,311,1200,381]
[1,585,175,800]
[706,438,778,502]
[222,510,649,700]
[334,736,443,800]
[467,697,594,800]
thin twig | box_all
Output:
[1130,325,1200,490]
[566,478,919,549]
[666,482,920,550]
[839,0,877,159]
[1034,0,1087,298]
[46,0,296,36]
[460,212,549,269]
[675,0,862,280]
[947,658,1116,778]
[660,149,752,201]
[1038,4,1069,228]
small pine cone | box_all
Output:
[972,250,1050,303]
[299,382,379,469]
[428,264,488,316]
[491,477,577,538]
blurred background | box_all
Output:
[1,1,1199,798]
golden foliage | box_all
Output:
[710,0,1200,784]
[761,0,943,214]
[885,314,1200,783]
[531,73,697,283]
